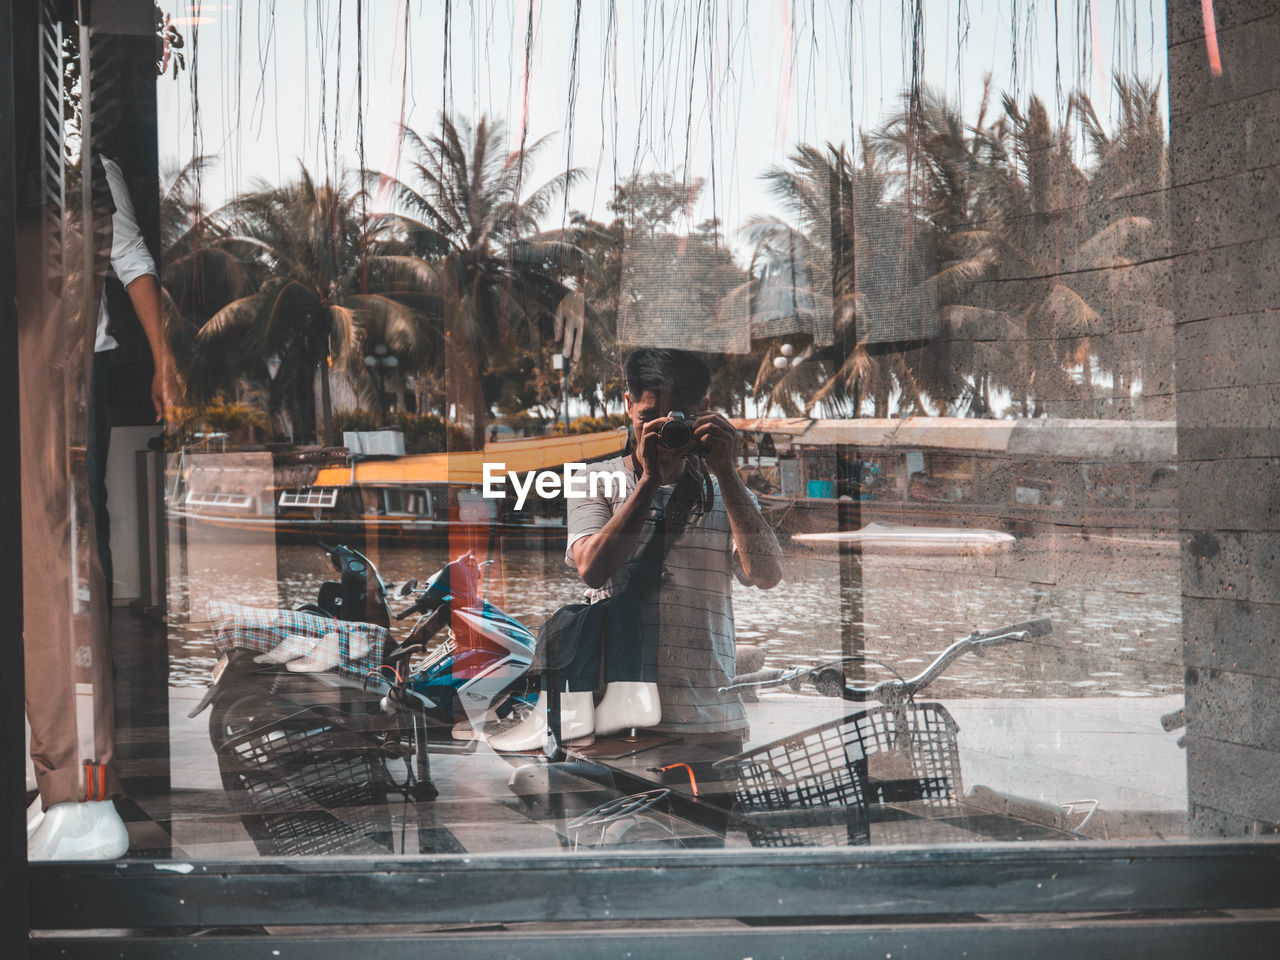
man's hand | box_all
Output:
[152,362,180,425]
[634,416,686,486]
[693,412,739,478]
[124,274,178,428]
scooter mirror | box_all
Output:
[398,579,418,597]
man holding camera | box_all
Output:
[567,348,783,741]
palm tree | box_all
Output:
[873,77,1169,419]
[1068,75,1172,415]
[968,81,1169,417]
[194,168,429,443]
[746,140,960,417]
[371,115,587,448]
[875,82,1015,416]
[157,155,249,380]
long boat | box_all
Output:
[168,429,629,545]
[729,416,1179,544]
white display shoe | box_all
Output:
[285,649,339,673]
[486,691,595,752]
[286,632,360,672]
[27,796,45,842]
[593,682,662,737]
[451,706,504,741]
[254,633,319,665]
[27,800,129,861]
[26,714,37,794]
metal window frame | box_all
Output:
[22,842,1280,957]
[277,488,340,510]
[4,1,1280,958]
[184,491,254,510]
[382,486,433,516]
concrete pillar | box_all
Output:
[1169,0,1280,835]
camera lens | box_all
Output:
[659,418,693,449]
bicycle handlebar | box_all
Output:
[893,617,1050,698]
[720,617,1052,703]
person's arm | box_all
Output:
[570,475,658,589]
[104,157,177,423]
[694,412,784,589]
[124,275,176,422]
[570,419,676,588]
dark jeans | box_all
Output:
[86,350,112,608]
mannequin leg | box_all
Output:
[19,220,126,860]
[593,682,661,737]
[602,595,659,684]
[85,351,113,608]
[595,595,661,735]
[487,602,610,751]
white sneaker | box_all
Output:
[593,682,662,737]
[486,692,595,752]
[28,800,129,861]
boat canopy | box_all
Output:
[731,417,1176,462]
[311,428,629,487]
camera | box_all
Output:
[658,411,697,450]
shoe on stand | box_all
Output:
[27,800,129,861]
[486,691,596,752]
[593,682,662,737]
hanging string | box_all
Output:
[315,1,327,184]
[357,0,368,294]
[514,0,534,205]
[681,2,703,212]
[188,0,204,287]
[333,0,343,190]
[441,0,451,125]
[562,0,582,228]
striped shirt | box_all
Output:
[566,457,750,734]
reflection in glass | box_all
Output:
[32,0,1270,863]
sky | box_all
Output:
[156,0,1169,255]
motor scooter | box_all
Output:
[191,544,540,802]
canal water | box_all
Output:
[168,533,1183,701]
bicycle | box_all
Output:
[711,617,1063,847]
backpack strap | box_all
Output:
[623,465,706,597]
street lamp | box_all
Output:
[363,343,399,420]
[767,343,799,417]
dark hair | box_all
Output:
[624,348,711,411]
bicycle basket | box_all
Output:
[716,703,962,848]
[855,702,962,805]
[217,706,393,856]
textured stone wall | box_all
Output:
[1169,0,1280,835]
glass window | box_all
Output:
[15,0,1277,889]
